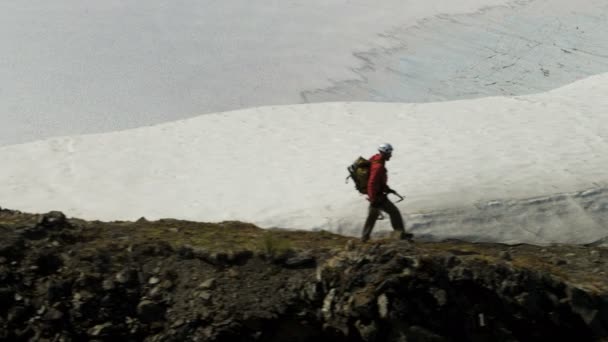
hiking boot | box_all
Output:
[393,231,413,241]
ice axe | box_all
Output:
[377,190,405,220]
[389,189,405,203]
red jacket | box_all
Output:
[367,153,389,203]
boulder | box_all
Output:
[37,211,68,229]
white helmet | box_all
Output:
[378,143,393,154]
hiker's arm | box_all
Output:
[367,162,382,203]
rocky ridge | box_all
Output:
[0,207,607,341]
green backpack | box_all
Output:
[346,157,371,194]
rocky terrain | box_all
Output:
[0,207,607,341]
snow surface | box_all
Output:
[3,0,608,145]
[1,73,607,244]
[1,0,608,245]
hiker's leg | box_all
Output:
[362,205,381,242]
[382,200,405,232]
[382,200,413,240]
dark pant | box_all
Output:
[362,197,405,241]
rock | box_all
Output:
[375,276,402,294]
[515,292,543,316]
[377,294,389,319]
[227,268,239,278]
[115,269,138,286]
[345,240,355,251]
[149,286,162,299]
[171,319,186,328]
[199,278,216,290]
[500,280,523,296]
[38,211,67,229]
[88,323,113,337]
[137,300,166,323]
[198,291,212,301]
[378,249,397,263]
[283,253,316,269]
[177,246,194,259]
[430,288,447,306]
[72,290,94,305]
[442,255,461,269]
[227,250,254,265]
[302,282,321,302]
[211,252,229,264]
[20,226,47,240]
[8,306,28,323]
[407,325,445,342]
[401,268,413,277]
[348,289,375,319]
[42,308,64,321]
[74,273,102,289]
[149,277,160,285]
[160,280,174,289]
[102,279,115,291]
[553,258,568,266]
[322,289,337,320]
[568,286,601,327]
[354,320,378,341]
[316,267,323,283]
[499,251,512,261]
[401,256,420,269]
[132,242,173,257]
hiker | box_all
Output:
[361,143,410,242]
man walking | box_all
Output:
[362,143,411,242]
